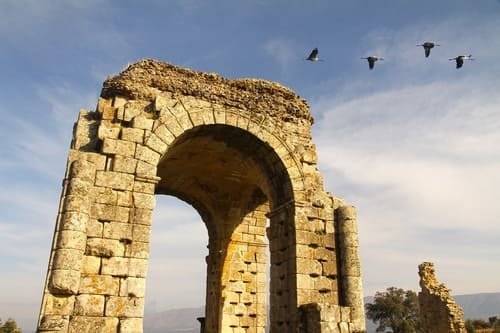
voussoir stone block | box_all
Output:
[136,160,157,178]
[144,131,168,154]
[135,144,160,164]
[152,123,175,145]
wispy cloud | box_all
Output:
[0,78,96,331]
[312,15,500,295]
[36,80,98,131]
[263,38,299,75]
[350,12,500,82]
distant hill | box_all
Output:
[144,306,204,333]
[455,293,500,319]
[143,292,500,333]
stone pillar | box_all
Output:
[336,206,366,333]
[204,236,223,333]
[267,202,297,333]
[217,202,269,333]
[38,159,96,332]
[298,303,353,333]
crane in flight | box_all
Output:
[417,41,440,58]
[449,54,474,68]
[361,56,384,70]
[306,48,323,62]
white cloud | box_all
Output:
[263,38,299,75]
[311,15,500,295]
[36,81,97,131]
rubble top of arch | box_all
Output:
[101,58,313,123]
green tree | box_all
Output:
[465,318,500,333]
[489,317,500,333]
[0,318,22,333]
[365,287,420,333]
[465,319,475,333]
[471,319,490,330]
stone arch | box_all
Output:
[37,59,366,333]
[153,123,296,332]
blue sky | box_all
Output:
[1,0,500,331]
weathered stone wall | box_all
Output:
[418,262,466,333]
[37,59,365,333]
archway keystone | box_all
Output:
[37,59,366,333]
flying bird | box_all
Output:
[449,54,474,69]
[417,41,440,58]
[361,56,384,70]
[306,48,323,62]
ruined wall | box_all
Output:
[418,262,466,333]
[37,59,365,333]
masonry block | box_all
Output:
[95,171,135,191]
[86,238,125,257]
[42,295,76,316]
[102,138,136,157]
[79,274,119,295]
[121,127,144,143]
[68,316,118,333]
[119,318,143,333]
[105,296,144,317]
[74,294,105,316]
[120,277,146,298]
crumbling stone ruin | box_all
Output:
[418,262,466,333]
[37,59,366,333]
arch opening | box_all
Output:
[144,195,207,332]
[154,124,295,332]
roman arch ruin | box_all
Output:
[37,59,365,333]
